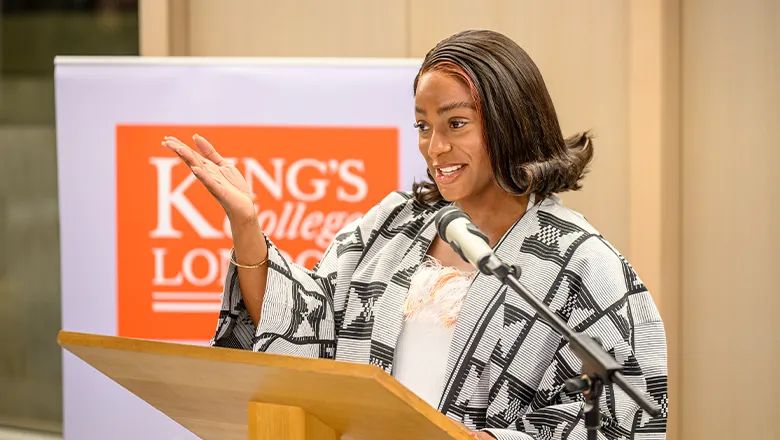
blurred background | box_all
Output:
[0,1,778,440]
[0,0,138,438]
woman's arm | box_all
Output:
[163,134,269,325]
[481,237,668,439]
[229,215,268,326]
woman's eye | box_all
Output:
[413,122,430,132]
[450,120,467,129]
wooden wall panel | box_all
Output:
[139,0,171,56]
[681,1,780,439]
[627,2,681,438]
[187,0,408,58]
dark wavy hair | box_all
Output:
[412,29,594,204]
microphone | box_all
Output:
[434,206,507,275]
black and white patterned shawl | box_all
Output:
[212,191,668,440]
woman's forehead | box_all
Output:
[415,72,474,105]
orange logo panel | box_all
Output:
[116,125,399,340]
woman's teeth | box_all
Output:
[439,165,463,175]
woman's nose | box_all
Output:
[427,131,452,157]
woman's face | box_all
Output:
[414,71,495,204]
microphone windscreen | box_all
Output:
[434,206,471,243]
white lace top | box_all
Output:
[391,258,476,408]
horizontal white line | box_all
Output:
[152,302,221,313]
[54,55,423,67]
[152,292,222,300]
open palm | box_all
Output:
[162,135,256,223]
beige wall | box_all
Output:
[681,1,780,439]
[139,1,780,438]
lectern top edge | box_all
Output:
[56,330,385,381]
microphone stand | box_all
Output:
[476,255,662,440]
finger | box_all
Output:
[193,134,226,166]
[162,136,190,152]
[162,140,203,168]
[163,137,217,170]
[162,137,192,158]
[179,138,215,167]
[163,136,201,158]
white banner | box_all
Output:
[55,56,424,439]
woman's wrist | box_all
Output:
[229,213,261,237]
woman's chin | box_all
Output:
[438,187,467,203]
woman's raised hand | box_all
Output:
[162,135,256,224]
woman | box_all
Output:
[163,30,667,440]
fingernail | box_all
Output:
[193,134,200,140]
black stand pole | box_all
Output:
[566,374,604,440]
[479,257,661,439]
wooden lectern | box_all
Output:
[58,330,472,440]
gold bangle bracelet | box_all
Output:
[230,247,269,269]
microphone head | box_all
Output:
[434,205,471,243]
